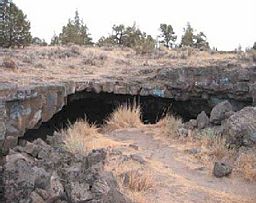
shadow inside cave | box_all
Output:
[22,91,217,141]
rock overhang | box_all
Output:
[0,65,256,152]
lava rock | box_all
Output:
[178,127,189,137]
[129,144,139,150]
[23,142,40,157]
[184,119,197,129]
[34,167,50,189]
[130,154,146,164]
[29,191,45,203]
[213,162,232,178]
[4,153,36,202]
[210,100,233,125]
[2,137,129,203]
[197,111,209,129]
[67,182,93,202]
[185,148,201,155]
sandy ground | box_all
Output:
[102,127,256,203]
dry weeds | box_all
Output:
[121,169,154,192]
[105,159,154,203]
[154,116,256,182]
[61,119,122,154]
[156,114,182,137]
[235,151,256,181]
[0,45,254,88]
[196,130,231,160]
[105,103,143,131]
[190,132,256,182]
[61,120,99,154]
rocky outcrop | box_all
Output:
[2,138,129,203]
[0,65,255,151]
[184,101,256,148]
[223,107,256,147]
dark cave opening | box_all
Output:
[21,91,226,142]
[22,92,175,141]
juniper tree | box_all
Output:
[112,24,125,45]
[180,22,194,47]
[50,33,60,45]
[59,10,92,45]
[0,1,31,48]
[194,32,209,49]
[0,0,9,46]
[32,37,47,46]
[159,24,177,48]
[97,36,115,47]
[253,42,256,50]
[180,22,209,49]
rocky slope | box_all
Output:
[2,137,129,203]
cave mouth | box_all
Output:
[22,91,210,141]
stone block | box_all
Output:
[234,82,249,93]
[102,82,114,93]
[114,85,127,95]
[3,136,18,153]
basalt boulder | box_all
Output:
[210,100,233,125]
[197,111,209,129]
[223,106,256,147]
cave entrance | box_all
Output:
[22,91,210,141]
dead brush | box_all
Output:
[61,120,99,154]
[200,135,228,160]
[2,57,17,70]
[121,170,154,192]
[82,50,107,66]
[235,151,256,181]
[105,103,143,131]
[157,114,182,137]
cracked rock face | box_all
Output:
[2,138,130,203]
[223,107,256,147]
[0,65,255,151]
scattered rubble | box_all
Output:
[2,137,130,203]
[184,101,256,148]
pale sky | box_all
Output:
[14,0,256,50]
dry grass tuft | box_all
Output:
[61,120,99,154]
[235,151,256,181]
[105,159,154,203]
[198,131,229,160]
[61,119,122,154]
[105,103,143,131]
[157,114,182,137]
[121,170,154,192]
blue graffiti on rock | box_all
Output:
[153,89,165,97]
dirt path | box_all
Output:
[104,128,256,203]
